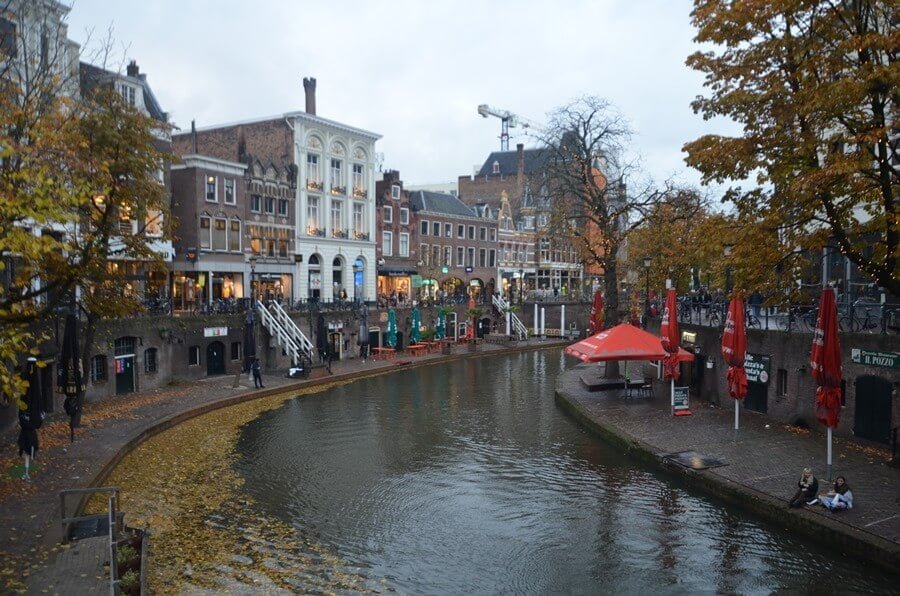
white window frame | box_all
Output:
[391,184,401,199]
[307,154,321,186]
[331,199,344,234]
[330,158,343,191]
[205,176,217,202]
[383,205,392,223]
[457,246,464,266]
[400,207,409,225]
[420,220,429,235]
[445,223,452,237]
[229,219,242,252]
[278,198,288,217]
[399,232,409,257]
[307,196,319,232]
[353,202,364,235]
[199,216,211,250]
[224,178,235,204]
[382,231,393,256]
[213,217,228,251]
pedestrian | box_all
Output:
[251,358,264,388]
[818,476,853,512]
[788,468,819,508]
[749,290,763,318]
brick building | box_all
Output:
[374,171,416,303]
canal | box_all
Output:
[234,349,896,593]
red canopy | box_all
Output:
[721,296,748,401]
[589,290,604,335]
[660,289,681,380]
[565,323,694,363]
[810,288,842,428]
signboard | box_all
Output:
[673,386,690,412]
[203,326,229,338]
[442,266,449,274]
[310,273,322,289]
[744,353,771,384]
[681,331,697,346]
[851,348,899,369]
[465,266,473,273]
[411,275,422,289]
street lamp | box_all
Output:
[518,269,524,304]
[246,251,258,306]
[723,243,734,296]
[643,256,652,319]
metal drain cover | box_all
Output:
[661,450,727,470]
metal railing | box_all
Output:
[59,486,121,595]
[492,294,528,340]
[257,299,313,365]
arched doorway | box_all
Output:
[353,257,366,302]
[207,341,225,376]
[443,277,464,301]
[854,376,892,444]
[308,254,322,301]
[114,336,136,395]
[332,256,345,301]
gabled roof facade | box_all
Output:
[476,147,550,177]
[409,190,476,218]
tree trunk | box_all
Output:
[74,313,98,427]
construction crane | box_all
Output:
[477,104,519,151]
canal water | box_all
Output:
[234,349,896,593]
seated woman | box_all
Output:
[788,468,819,508]
[818,476,853,512]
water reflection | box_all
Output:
[235,350,897,593]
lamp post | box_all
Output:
[246,252,258,306]
[518,269,524,304]
[723,243,734,296]
[643,256,652,320]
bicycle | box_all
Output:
[708,302,724,327]
[745,308,761,329]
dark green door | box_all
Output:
[207,341,225,376]
[745,381,768,413]
[115,357,135,395]
[854,376,892,444]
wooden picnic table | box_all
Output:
[407,344,429,356]
[372,347,395,361]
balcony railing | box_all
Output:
[332,229,348,239]
[352,231,369,241]
[330,185,346,196]
[307,227,325,237]
[352,187,367,199]
[306,180,323,191]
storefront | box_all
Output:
[254,273,293,303]
[377,270,415,303]
[172,272,248,310]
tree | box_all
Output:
[538,97,684,325]
[684,0,898,296]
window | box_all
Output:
[118,83,135,106]
[330,159,343,191]
[468,225,475,239]
[443,246,451,266]
[399,232,409,256]
[391,184,401,199]
[352,164,365,196]
[224,179,235,204]
[489,249,496,267]
[264,196,275,214]
[457,224,464,238]
[400,208,409,225]
[353,203,364,235]
[433,222,440,237]
[383,206,392,223]
[432,245,440,266]
[278,198,288,216]
[307,154,322,188]
[480,227,486,240]
[421,244,429,265]
[457,246,464,266]
[250,194,261,212]
[382,231,393,256]
[189,346,200,366]
[420,220,429,235]
[489,228,496,242]
[331,199,343,233]
[479,248,486,267]
[467,247,475,267]
[307,197,319,232]
[213,218,227,251]
[492,160,500,174]
[445,223,452,237]
[199,216,211,250]
[777,369,788,397]
[144,348,157,373]
[90,355,107,382]
[231,342,241,361]
[229,220,241,252]
[205,176,216,201]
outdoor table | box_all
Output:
[372,347,395,361]
[407,344,429,357]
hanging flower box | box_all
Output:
[330,186,346,196]
[353,187,367,198]
[306,180,324,191]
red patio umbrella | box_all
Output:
[721,296,748,432]
[659,289,685,414]
[810,287,842,478]
[566,323,669,362]
[589,290,604,335]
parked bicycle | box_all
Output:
[840,300,880,334]
[745,308,761,329]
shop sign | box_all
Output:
[681,331,697,346]
[744,353,771,384]
[673,386,690,412]
[204,326,229,337]
[411,275,422,289]
[851,348,899,369]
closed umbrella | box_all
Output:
[358,305,370,361]
[57,314,85,443]
[387,308,398,348]
[18,357,44,479]
[810,287,842,480]
[659,289,684,415]
[589,290,604,335]
[721,296,748,433]
[316,312,330,363]
[435,309,446,340]
[243,309,257,371]
[410,306,421,344]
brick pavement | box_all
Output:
[0,337,562,592]
[556,363,900,571]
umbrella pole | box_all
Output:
[670,378,675,415]
[24,452,30,480]
[827,427,833,481]
[734,400,739,431]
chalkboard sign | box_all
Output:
[673,386,690,413]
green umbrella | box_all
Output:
[436,310,446,340]
[387,308,398,348]
[410,307,421,344]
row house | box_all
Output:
[374,171,416,303]
[172,77,381,304]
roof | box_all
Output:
[79,62,167,122]
[409,190,475,218]
[476,147,551,177]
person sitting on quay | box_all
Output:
[788,467,819,508]
[817,476,853,512]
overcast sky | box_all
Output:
[66,0,736,190]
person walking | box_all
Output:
[251,358,264,388]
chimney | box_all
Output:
[126,60,139,77]
[303,77,317,115]
[516,143,525,188]
[191,119,197,154]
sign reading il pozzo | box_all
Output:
[851,348,899,369]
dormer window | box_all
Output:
[391,184,400,200]
[492,160,500,174]
[118,83,136,106]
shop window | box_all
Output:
[144,348,157,373]
[189,346,200,366]
[231,342,241,361]
[90,355,107,382]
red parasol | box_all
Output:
[659,289,681,380]
[721,296,747,401]
[565,323,696,363]
[589,290,604,334]
[810,288,842,428]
